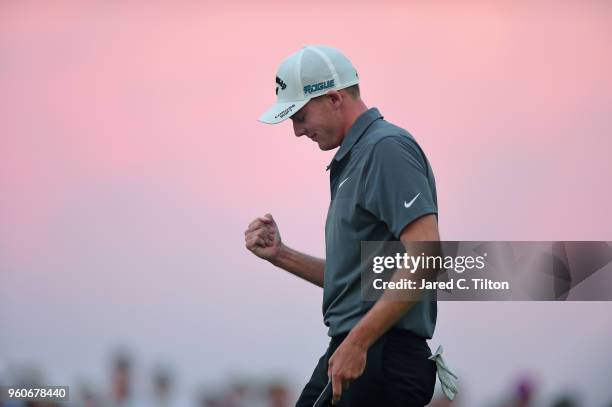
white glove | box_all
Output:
[428,345,459,400]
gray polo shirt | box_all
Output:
[323,107,438,338]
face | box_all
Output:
[290,94,344,151]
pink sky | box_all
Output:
[1,2,612,405]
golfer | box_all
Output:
[245,45,439,407]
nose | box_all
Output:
[292,120,306,138]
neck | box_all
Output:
[341,99,369,137]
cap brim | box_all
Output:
[258,99,309,124]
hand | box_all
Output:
[327,338,367,405]
[244,213,282,262]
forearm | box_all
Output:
[345,259,434,349]
[344,299,416,350]
[271,244,325,288]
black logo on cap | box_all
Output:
[276,76,287,95]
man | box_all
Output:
[245,45,439,406]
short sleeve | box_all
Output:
[361,136,437,238]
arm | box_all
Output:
[271,245,325,288]
[245,213,325,288]
[343,213,439,349]
[327,213,440,404]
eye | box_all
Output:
[295,114,305,123]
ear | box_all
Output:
[326,90,343,110]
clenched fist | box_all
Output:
[244,213,282,262]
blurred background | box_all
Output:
[1,1,611,406]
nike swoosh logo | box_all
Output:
[338,177,350,189]
[404,192,421,208]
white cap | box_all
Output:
[259,45,360,124]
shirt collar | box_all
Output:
[326,107,383,171]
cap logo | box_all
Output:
[304,79,335,95]
[276,76,287,95]
[274,103,296,119]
